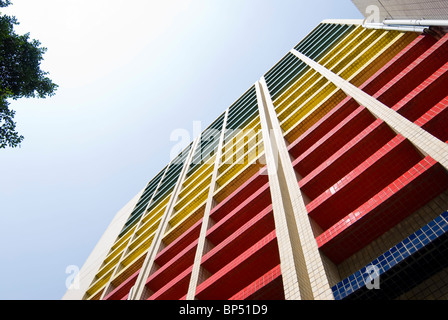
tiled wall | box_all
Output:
[332,211,448,300]
[352,0,448,20]
[396,266,448,300]
[338,189,448,281]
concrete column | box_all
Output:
[131,137,201,300]
[255,79,334,300]
[186,109,229,300]
[290,48,448,171]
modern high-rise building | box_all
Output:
[63,1,448,300]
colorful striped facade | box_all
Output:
[68,19,448,301]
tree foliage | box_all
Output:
[0,1,11,8]
[0,1,58,148]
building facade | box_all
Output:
[64,2,448,301]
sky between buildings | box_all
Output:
[0,0,363,299]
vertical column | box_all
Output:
[99,162,171,300]
[290,48,448,171]
[186,109,229,300]
[130,137,201,300]
[255,79,334,300]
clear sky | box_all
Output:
[0,0,363,300]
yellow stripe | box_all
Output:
[122,234,154,267]
[170,187,209,226]
[110,224,135,252]
[182,155,215,189]
[220,116,260,159]
[278,29,403,135]
[273,27,365,110]
[214,151,265,203]
[274,68,318,114]
[337,31,399,79]
[284,88,347,144]
[220,122,262,168]
[103,236,130,265]
[175,173,213,211]
[217,140,264,186]
[321,28,376,72]
[348,31,417,86]
[281,81,337,132]
[138,194,170,226]
[131,216,162,250]
[86,269,113,296]
[276,29,380,125]
[95,251,122,278]
[163,204,205,245]
[317,25,364,66]
[110,253,146,288]
[277,74,328,123]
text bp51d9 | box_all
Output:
[223,304,268,315]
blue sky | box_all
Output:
[0,1,363,300]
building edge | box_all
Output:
[62,189,144,300]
